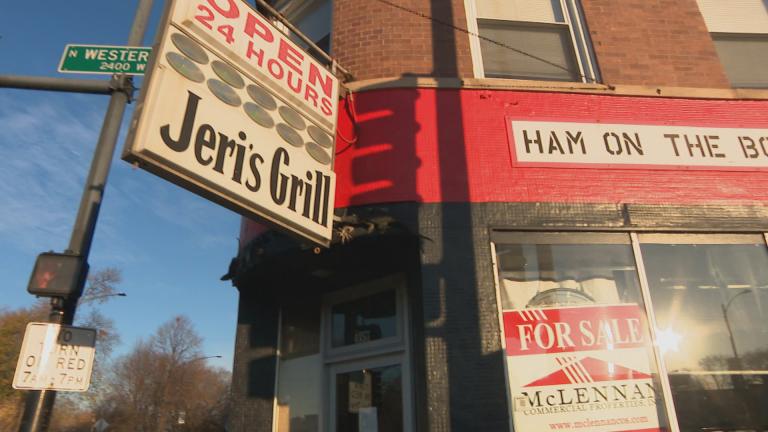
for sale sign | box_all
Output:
[124,0,338,246]
[503,304,666,432]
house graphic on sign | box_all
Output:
[524,356,651,387]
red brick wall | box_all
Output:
[332,0,473,80]
[582,0,730,88]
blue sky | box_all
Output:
[1,1,243,370]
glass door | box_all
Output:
[329,355,409,432]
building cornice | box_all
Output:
[343,77,768,101]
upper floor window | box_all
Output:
[275,0,332,56]
[696,0,768,88]
[467,0,599,83]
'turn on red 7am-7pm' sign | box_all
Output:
[124,0,339,246]
[503,304,667,432]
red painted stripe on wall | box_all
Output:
[333,88,768,207]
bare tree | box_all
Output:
[79,267,123,306]
[99,315,229,431]
[151,315,203,365]
[51,268,126,420]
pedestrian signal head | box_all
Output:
[27,252,87,298]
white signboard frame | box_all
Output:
[13,323,97,392]
[124,0,339,246]
[509,120,768,170]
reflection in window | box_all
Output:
[276,0,331,59]
[276,302,322,432]
[478,21,579,81]
[335,365,402,432]
[696,0,768,88]
[331,290,397,347]
[642,235,768,432]
[496,233,643,310]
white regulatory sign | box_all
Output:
[13,323,97,392]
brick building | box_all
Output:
[226,0,768,431]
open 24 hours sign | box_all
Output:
[124,0,339,246]
[503,304,667,432]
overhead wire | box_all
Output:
[370,0,595,83]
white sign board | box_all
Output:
[510,120,768,169]
[124,0,339,246]
[503,304,664,432]
[13,323,97,392]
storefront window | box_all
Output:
[331,290,397,347]
[493,232,671,432]
[276,302,322,432]
[640,234,768,432]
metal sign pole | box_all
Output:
[14,1,154,430]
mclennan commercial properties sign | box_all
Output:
[503,304,666,432]
[510,120,768,170]
[124,0,339,246]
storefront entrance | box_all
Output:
[273,275,413,432]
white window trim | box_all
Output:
[561,0,599,82]
[464,0,486,78]
[630,232,681,432]
[489,241,516,432]
[463,0,599,83]
[271,308,284,432]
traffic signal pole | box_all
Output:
[8,1,155,430]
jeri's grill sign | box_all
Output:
[123,0,338,246]
[161,91,332,229]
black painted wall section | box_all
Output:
[229,201,768,432]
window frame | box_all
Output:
[491,230,768,432]
[464,0,600,83]
[695,0,768,89]
[322,275,408,363]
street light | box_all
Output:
[721,289,751,363]
[188,354,222,363]
[174,355,222,428]
[78,292,127,305]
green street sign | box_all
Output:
[58,44,152,75]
